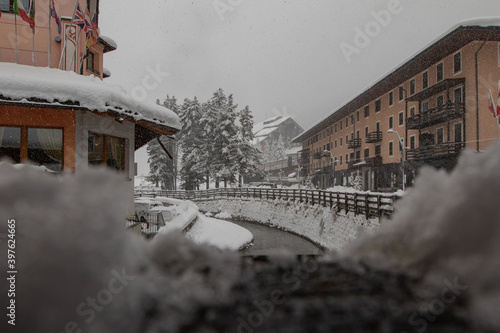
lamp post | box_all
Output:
[323,150,337,188]
[387,129,407,191]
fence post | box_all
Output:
[345,193,349,213]
[377,195,382,217]
[354,193,358,215]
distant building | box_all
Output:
[0,0,180,214]
[293,20,500,191]
[254,116,304,149]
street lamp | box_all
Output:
[387,129,407,191]
[323,150,338,188]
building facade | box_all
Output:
[293,21,500,191]
[0,0,180,214]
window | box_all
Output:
[410,79,416,95]
[0,126,21,163]
[350,114,354,125]
[364,148,369,158]
[340,137,342,146]
[334,123,337,133]
[0,0,30,13]
[346,135,348,144]
[410,135,416,149]
[437,62,444,82]
[454,51,462,74]
[388,116,394,129]
[335,139,337,148]
[454,122,463,142]
[375,144,381,156]
[88,132,126,171]
[345,117,349,127]
[423,101,429,113]
[437,95,444,108]
[375,99,381,113]
[389,141,394,156]
[355,151,360,160]
[340,155,342,165]
[454,87,463,104]
[376,121,380,133]
[410,106,416,117]
[0,126,63,172]
[436,127,444,145]
[422,71,429,89]
[365,126,369,137]
[498,43,500,67]
[356,110,360,122]
[389,91,394,106]
[345,154,348,163]
[364,105,370,118]
[86,51,96,73]
[340,121,343,130]
[398,111,404,126]
[356,130,360,139]
[399,85,405,101]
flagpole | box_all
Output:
[48,0,51,67]
[58,0,80,70]
[68,27,82,72]
[32,28,35,66]
[14,14,18,64]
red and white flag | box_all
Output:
[496,80,500,117]
[488,89,500,125]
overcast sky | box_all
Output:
[98,0,500,176]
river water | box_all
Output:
[229,219,323,255]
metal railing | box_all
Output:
[365,131,382,143]
[406,142,465,161]
[135,188,400,219]
[125,212,165,238]
[406,103,464,130]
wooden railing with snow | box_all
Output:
[135,188,401,219]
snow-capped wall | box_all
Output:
[196,198,381,250]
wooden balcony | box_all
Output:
[406,142,465,161]
[406,102,465,130]
[347,138,362,149]
[365,131,382,143]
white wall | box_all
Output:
[74,111,136,215]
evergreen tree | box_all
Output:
[146,96,179,190]
[237,106,260,184]
[179,97,206,190]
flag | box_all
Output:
[13,0,34,31]
[50,0,61,34]
[73,4,87,30]
[28,0,35,31]
[84,7,99,48]
[488,89,500,124]
[496,80,500,117]
[0,7,2,18]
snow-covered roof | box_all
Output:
[254,116,291,135]
[0,63,180,133]
[98,35,117,53]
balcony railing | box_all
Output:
[406,142,465,161]
[347,138,362,149]
[365,131,382,143]
[313,152,323,160]
[406,102,465,130]
[347,158,362,168]
[365,155,383,166]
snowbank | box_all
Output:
[345,142,500,330]
[0,63,181,130]
[185,215,253,251]
[196,198,380,250]
[157,201,198,233]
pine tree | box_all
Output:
[145,96,179,190]
[237,106,261,184]
[179,97,206,190]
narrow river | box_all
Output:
[229,220,323,255]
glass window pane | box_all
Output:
[28,128,63,172]
[106,136,125,171]
[88,132,104,166]
[0,127,21,163]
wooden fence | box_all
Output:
[135,188,400,219]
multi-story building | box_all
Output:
[0,0,180,214]
[293,20,500,191]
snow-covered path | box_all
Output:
[185,215,253,251]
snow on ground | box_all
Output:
[214,211,232,219]
[185,215,253,251]
[157,200,198,233]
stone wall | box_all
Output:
[196,198,382,250]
